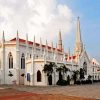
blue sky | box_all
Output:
[58,0,100,60]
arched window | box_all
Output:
[83,62,87,75]
[8,52,13,69]
[21,53,25,69]
[37,70,41,82]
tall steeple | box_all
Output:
[58,30,62,50]
[75,17,83,55]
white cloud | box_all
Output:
[0,0,74,44]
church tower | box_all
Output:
[75,17,83,55]
[58,30,62,50]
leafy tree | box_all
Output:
[56,64,69,80]
[43,62,57,76]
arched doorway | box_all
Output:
[48,75,52,85]
[37,70,41,82]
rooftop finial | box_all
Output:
[46,40,48,46]
[26,33,28,42]
[68,48,70,56]
[58,29,62,50]
[2,30,5,42]
[16,30,19,39]
[17,30,18,35]
[34,35,35,43]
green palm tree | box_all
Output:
[43,62,57,76]
[56,64,69,80]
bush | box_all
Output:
[81,80,92,84]
[76,80,92,85]
[56,79,68,86]
[93,80,100,83]
[75,80,81,85]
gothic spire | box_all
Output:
[40,37,42,46]
[16,30,19,51]
[33,35,35,47]
[26,33,28,43]
[2,30,5,43]
[46,40,48,49]
[76,17,82,43]
[75,17,83,55]
[58,30,62,50]
[26,33,29,51]
[51,42,54,53]
[16,30,19,41]
[56,43,58,52]
[68,48,70,57]
[40,37,42,53]
[51,42,53,49]
[33,35,36,55]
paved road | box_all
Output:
[0,83,100,99]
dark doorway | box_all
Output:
[83,62,87,75]
[37,70,41,82]
[59,72,62,80]
[48,75,52,85]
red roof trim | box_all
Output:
[10,38,62,52]
[97,69,100,71]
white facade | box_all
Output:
[0,18,100,86]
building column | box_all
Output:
[16,30,20,85]
[1,31,5,84]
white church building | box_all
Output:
[0,17,100,86]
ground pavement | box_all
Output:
[0,83,100,100]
